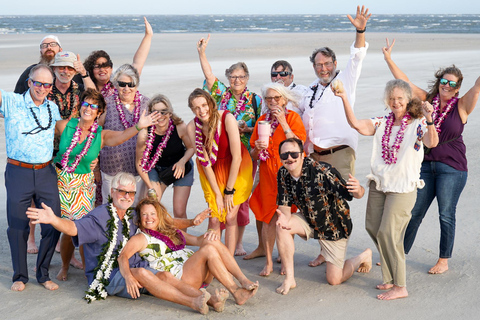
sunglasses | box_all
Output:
[81,101,99,110]
[40,42,59,49]
[264,96,282,102]
[280,151,301,160]
[93,62,113,69]
[157,110,170,116]
[30,80,53,89]
[439,78,457,88]
[114,188,136,197]
[271,71,292,77]
[117,81,136,88]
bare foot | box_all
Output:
[208,288,229,312]
[259,263,273,277]
[240,280,259,291]
[276,278,296,295]
[196,289,211,315]
[235,244,247,256]
[377,285,408,300]
[56,267,69,281]
[27,241,38,254]
[428,258,449,274]
[308,254,325,267]
[244,247,265,260]
[357,248,373,273]
[376,283,394,290]
[11,281,25,291]
[233,285,258,305]
[41,280,59,291]
[376,262,381,266]
[70,257,84,270]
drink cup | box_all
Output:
[257,121,271,148]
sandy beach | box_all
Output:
[1,32,480,319]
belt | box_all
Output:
[7,158,52,170]
[313,145,349,156]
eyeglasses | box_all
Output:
[117,81,136,88]
[271,71,292,77]
[40,42,59,49]
[439,78,457,88]
[81,101,99,110]
[314,61,334,69]
[114,188,136,197]
[279,151,301,160]
[93,62,113,70]
[30,80,53,89]
[264,96,282,102]
[228,75,247,81]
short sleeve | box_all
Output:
[72,216,101,247]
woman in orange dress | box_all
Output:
[249,83,306,276]
[187,89,253,254]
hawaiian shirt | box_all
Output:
[204,78,262,150]
[277,157,353,241]
[1,89,61,163]
[47,80,83,120]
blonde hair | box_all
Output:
[148,94,183,125]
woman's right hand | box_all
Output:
[215,193,225,216]
[197,34,210,54]
[382,38,396,61]
[125,275,143,299]
[254,139,268,151]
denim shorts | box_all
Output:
[148,159,194,187]
[105,266,158,299]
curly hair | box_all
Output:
[426,65,463,102]
[83,50,113,86]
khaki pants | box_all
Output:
[365,181,416,287]
[309,146,355,181]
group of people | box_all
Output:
[1,4,479,314]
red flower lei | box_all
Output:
[113,90,141,129]
[381,112,411,165]
[143,228,186,251]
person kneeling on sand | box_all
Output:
[274,138,372,295]
[27,172,213,314]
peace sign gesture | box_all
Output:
[382,38,396,61]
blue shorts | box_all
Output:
[105,267,158,299]
[148,159,194,187]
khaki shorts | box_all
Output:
[292,213,348,269]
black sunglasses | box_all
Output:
[280,151,301,160]
[93,62,113,69]
[117,81,135,88]
[271,71,292,77]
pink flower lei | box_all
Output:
[195,117,219,167]
[219,87,248,118]
[100,81,116,98]
[258,112,280,162]
[113,89,141,129]
[381,112,411,165]
[140,119,175,172]
[431,94,459,133]
[143,228,186,251]
[60,121,99,173]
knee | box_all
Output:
[156,270,174,282]
[326,275,342,286]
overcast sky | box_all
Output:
[2,0,479,15]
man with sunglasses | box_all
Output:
[274,138,372,295]
[1,64,63,292]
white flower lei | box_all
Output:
[85,201,132,303]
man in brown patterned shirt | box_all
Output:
[275,138,372,295]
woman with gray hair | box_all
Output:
[249,82,306,276]
[333,79,438,300]
[98,64,150,205]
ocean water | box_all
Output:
[0,14,479,34]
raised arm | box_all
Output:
[117,234,148,299]
[131,17,153,76]
[26,202,78,236]
[382,38,427,100]
[347,5,371,48]
[458,75,480,120]
[197,34,216,91]
[74,54,96,90]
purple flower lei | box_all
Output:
[140,119,175,172]
[143,228,186,251]
[195,117,219,167]
[113,90,141,129]
[60,121,99,173]
[219,87,248,118]
[100,81,116,98]
[431,94,459,133]
[258,112,280,162]
[381,112,411,165]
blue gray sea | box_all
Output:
[1,14,479,34]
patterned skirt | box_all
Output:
[56,167,95,220]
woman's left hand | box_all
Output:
[172,160,186,179]
[193,208,211,226]
[421,101,434,120]
[137,110,161,130]
[223,194,234,213]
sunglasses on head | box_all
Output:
[264,95,282,102]
[30,80,53,89]
[93,62,113,69]
[114,188,136,197]
[81,101,99,110]
[271,71,292,77]
[117,81,135,88]
[280,151,301,160]
[439,78,457,88]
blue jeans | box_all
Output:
[404,161,467,258]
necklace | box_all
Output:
[85,201,132,303]
[48,81,81,120]
[381,112,411,165]
[140,119,175,172]
[220,87,248,118]
[258,112,280,161]
[100,81,116,98]
[431,94,459,133]
[195,117,219,167]
[22,101,53,135]
[143,229,186,251]
[308,73,338,109]
[60,120,99,173]
[113,90,141,129]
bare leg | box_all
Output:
[377,285,408,300]
[56,234,74,281]
[27,220,38,254]
[260,215,277,276]
[224,205,240,255]
[235,225,247,256]
[428,258,449,274]
[244,220,265,260]
[325,248,372,286]
[172,186,191,220]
